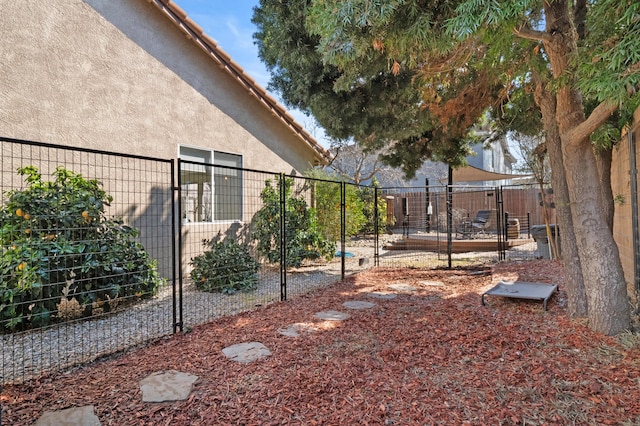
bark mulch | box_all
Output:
[3,260,640,425]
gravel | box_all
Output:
[1,235,536,385]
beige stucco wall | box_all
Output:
[0,0,326,281]
[0,0,319,174]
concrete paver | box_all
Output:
[222,342,272,363]
[34,405,101,426]
[314,310,350,321]
[342,301,376,309]
[139,370,199,403]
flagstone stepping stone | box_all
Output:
[366,291,397,300]
[34,405,101,426]
[420,280,445,287]
[314,310,350,321]
[222,342,272,363]
[388,283,417,292]
[139,370,199,403]
[343,300,376,309]
[278,322,318,337]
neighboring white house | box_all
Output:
[464,133,518,187]
[336,134,518,189]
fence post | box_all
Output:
[173,159,182,333]
[425,178,431,232]
[496,187,506,261]
[279,173,287,301]
[374,186,379,267]
[504,212,510,241]
[446,166,453,268]
[628,129,640,304]
[341,182,346,280]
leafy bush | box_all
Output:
[357,178,389,235]
[0,166,163,332]
[305,170,388,237]
[310,174,366,241]
[252,176,335,267]
[190,238,259,294]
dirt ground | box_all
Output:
[3,259,640,425]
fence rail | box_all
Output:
[1,137,550,385]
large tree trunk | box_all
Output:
[544,1,630,334]
[533,74,588,317]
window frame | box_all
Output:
[179,146,243,224]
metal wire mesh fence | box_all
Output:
[379,183,552,266]
[1,137,555,386]
[1,137,176,384]
[177,166,374,330]
[501,183,555,261]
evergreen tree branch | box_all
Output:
[566,99,618,146]
[512,25,552,43]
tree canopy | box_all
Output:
[252,0,505,176]
[253,0,640,334]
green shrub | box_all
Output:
[190,238,259,294]
[311,176,366,241]
[252,176,335,267]
[0,166,163,332]
[357,178,389,235]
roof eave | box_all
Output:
[147,0,331,166]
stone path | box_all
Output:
[34,280,411,425]
[343,300,376,309]
[222,341,272,363]
[277,322,319,337]
[388,283,417,292]
[366,291,397,299]
[34,406,101,426]
[139,370,199,402]
[314,310,351,321]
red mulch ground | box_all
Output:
[3,260,640,425]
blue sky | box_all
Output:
[173,1,329,146]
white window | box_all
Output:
[180,147,242,223]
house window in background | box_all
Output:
[180,147,243,223]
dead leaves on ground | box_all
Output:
[3,260,640,425]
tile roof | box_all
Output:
[148,0,331,165]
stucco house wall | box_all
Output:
[0,0,327,172]
[0,0,330,278]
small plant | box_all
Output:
[190,238,259,294]
[252,177,335,267]
[357,178,388,235]
[312,177,366,241]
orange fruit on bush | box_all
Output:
[15,208,24,217]
[23,213,31,220]
[17,262,27,271]
[82,211,90,220]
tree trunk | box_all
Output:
[533,74,588,317]
[595,146,614,231]
[561,138,629,333]
[544,0,630,334]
